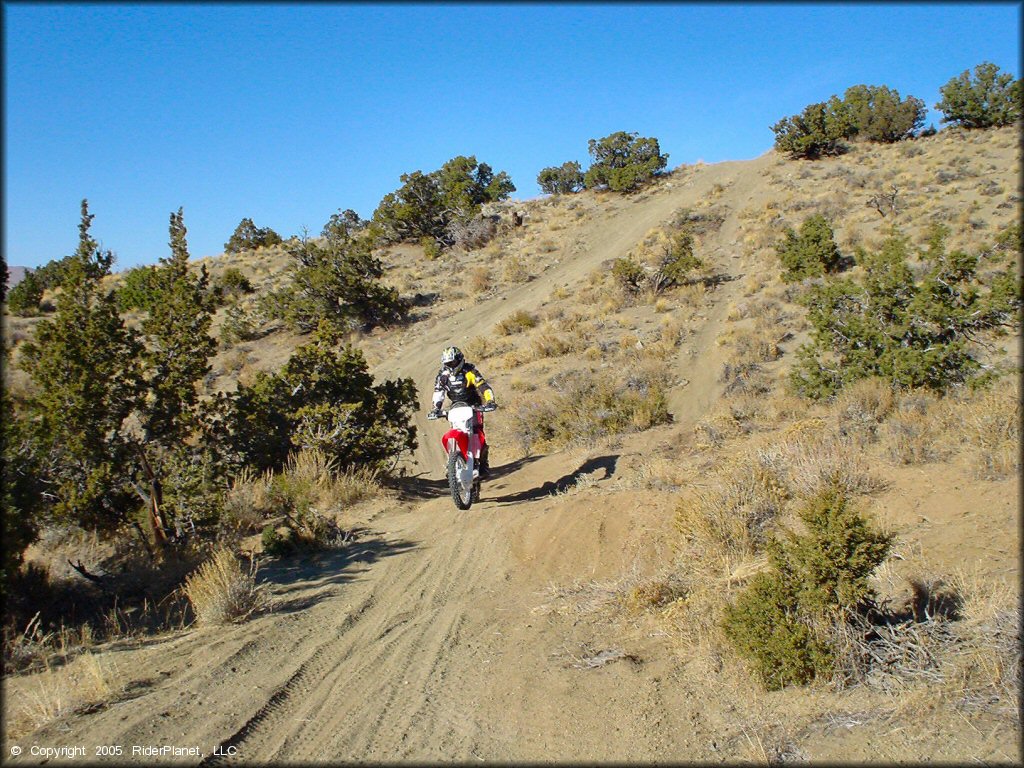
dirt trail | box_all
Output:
[382,155,772,477]
[7,159,771,763]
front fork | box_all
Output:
[465,430,480,485]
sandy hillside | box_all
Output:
[3,127,1020,764]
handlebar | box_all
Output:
[428,402,497,419]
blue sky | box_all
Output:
[3,2,1020,270]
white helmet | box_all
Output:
[441,346,465,373]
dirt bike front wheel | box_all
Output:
[447,450,473,510]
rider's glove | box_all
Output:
[482,402,497,412]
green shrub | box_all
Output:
[372,155,515,247]
[116,265,162,312]
[772,84,927,158]
[791,227,1020,399]
[651,230,703,291]
[214,323,417,473]
[219,304,263,346]
[936,61,1021,129]
[993,221,1022,256]
[537,161,585,195]
[583,131,669,193]
[263,234,406,333]
[216,267,253,298]
[1,390,42,593]
[722,569,834,689]
[771,98,851,159]
[224,218,283,254]
[420,236,442,260]
[614,228,704,297]
[779,482,894,615]
[841,84,926,143]
[611,258,647,294]
[776,214,842,282]
[322,208,364,242]
[722,482,893,690]
[261,524,295,557]
[5,270,44,316]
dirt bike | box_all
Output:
[428,401,495,510]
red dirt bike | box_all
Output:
[428,401,495,510]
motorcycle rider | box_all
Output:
[429,346,497,477]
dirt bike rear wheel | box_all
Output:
[447,450,472,510]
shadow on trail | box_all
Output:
[393,454,546,501]
[489,455,619,504]
[257,527,418,613]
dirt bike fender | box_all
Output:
[442,429,469,460]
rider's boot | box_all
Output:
[479,443,490,478]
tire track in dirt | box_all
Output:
[202,502,505,762]
[199,592,377,764]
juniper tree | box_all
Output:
[771,98,851,159]
[371,156,515,247]
[791,227,1021,398]
[776,215,842,282]
[322,208,365,242]
[265,232,406,333]
[5,269,44,316]
[141,208,216,442]
[18,206,143,532]
[1,352,43,591]
[842,85,926,143]
[224,217,283,253]
[583,132,669,192]
[936,62,1021,129]
[132,208,218,542]
[537,161,585,195]
[216,322,417,473]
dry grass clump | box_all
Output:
[535,562,684,620]
[275,449,381,511]
[827,570,1020,719]
[630,316,686,361]
[693,403,748,449]
[833,377,896,443]
[7,651,123,738]
[466,265,492,294]
[183,548,269,626]
[222,449,381,543]
[530,331,576,359]
[501,255,531,283]
[880,390,950,465]
[509,365,669,454]
[495,309,538,335]
[719,390,811,436]
[617,453,692,491]
[756,430,885,499]
[221,467,270,532]
[953,376,1020,480]
[668,421,888,670]
[681,425,881,559]
[623,576,687,614]
[718,324,781,396]
[940,571,1020,716]
[674,461,784,565]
